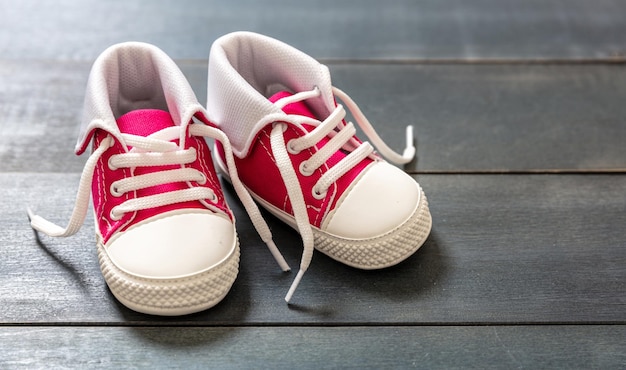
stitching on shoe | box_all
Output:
[194,136,220,200]
[94,142,107,225]
[258,130,276,165]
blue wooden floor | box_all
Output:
[0,1,624,368]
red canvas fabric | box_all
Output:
[92,109,230,243]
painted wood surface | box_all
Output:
[0,1,624,368]
[0,326,623,369]
[3,174,624,325]
[2,61,626,173]
[1,0,626,61]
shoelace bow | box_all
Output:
[27,122,290,270]
[266,86,416,302]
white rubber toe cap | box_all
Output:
[106,211,236,279]
[324,162,420,239]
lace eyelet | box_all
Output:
[107,156,118,171]
[208,191,218,203]
[287,139,301,155]
[312,186,327,200]
[109,182,123,197]
[100,136,115,149]
[109,208,123,221]
[197,173,207,185]
[271,122,288,132]
[299,161,314,177]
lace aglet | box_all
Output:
[25,207,69,237]
[26,207,41,233]
[402,125,416,162]
[285,269,305,303]
[266,239,291,272]
[26,207,36,222]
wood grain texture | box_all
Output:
[0,326,624,369]
[1,2,625,367]
[2,61,626,173]
[3,173,624,324]
[1,0,626,61]
[332,63,626,173]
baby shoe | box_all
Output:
[27,42,284,315]
[207,32,432,302]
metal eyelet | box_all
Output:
[109,182,123,197]
[197,173,207,185]
[271,122,288,132]
[312,186,327,200]
[100,135,115,150]
[299,161,314,177]
[107,156,118,171]
[109,208,122,221]
[287,139,301,155]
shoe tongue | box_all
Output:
[269,91,318,122]
[116,109,175,137]
[114,108,205,218]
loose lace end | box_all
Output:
[27,207,65,237]
[266,239,291,272]
[285,268,306,303]
[26,207,35,222]
[401,125,416,163]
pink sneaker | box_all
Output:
[207,32,433,302]
[27,42,285,315]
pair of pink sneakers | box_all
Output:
[29,32,432,316]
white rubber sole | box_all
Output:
[313,187,431,269]
[215,150,432,270]
[96,235,240,316]
[256,185,432,269]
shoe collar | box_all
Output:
[207,31,337,158]
[75,41,208,155]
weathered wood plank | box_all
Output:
[0,325,623,369]
[2,173,624,324]
[2,2,623,367]
[1,0,626,61]
[333,63,626,173]
[2,61,626,173]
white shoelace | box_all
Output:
[267,86,416,302]
[28,122,290,272]
[28,89,414,304]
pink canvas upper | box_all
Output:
[92,109,231,244]
[216,92,373,228]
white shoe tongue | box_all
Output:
[116,109,175,137]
